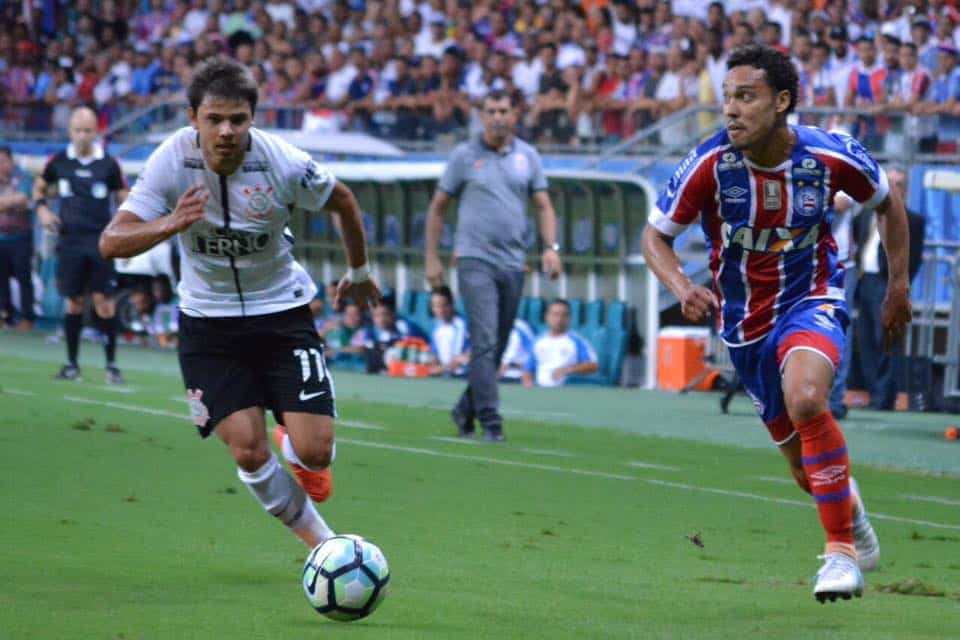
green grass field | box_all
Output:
[1,332,959,639]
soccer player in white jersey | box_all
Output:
[642,45,912,602]
[99,58,382,549]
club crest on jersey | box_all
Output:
[721,222,819,253]
[91,182,108,199]
[794,186,823,217]
[242,184,274,220]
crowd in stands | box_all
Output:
[2,1,960,147]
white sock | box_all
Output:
[280,431,336,472]
[237,452,334,545]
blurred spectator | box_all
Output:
[845,35,888,149]
[522,299,598,388]
[530,42,574,144]
[358,297,423,373]
[428,285,470,376]
[499,317,534,381]
[0,147,34,329]
[322,300,366,356]
[854,165,926,411]
[891,42,934,152]
[917,44,960,153]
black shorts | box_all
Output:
[177,305,336,438]
[56,236,116,297]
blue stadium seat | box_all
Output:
[517,297,530,324]
[605,301,626,331]
[567,298,583,328]
[525,297,545,326]
[584,300,604,328]
[566,326,627,386]
[400,289,417,316]
[412,290,432,325]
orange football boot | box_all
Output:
[272,425,333,503]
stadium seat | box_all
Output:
[525,297,545,327]
[400,289,417,316]
[606,301,627,332]
[567,298,583,328]
[517,297,530,324]
[412,290,433,329]
[584,300,604,328]
[565,326,628,386]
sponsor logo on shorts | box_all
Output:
[186,389,210,427]
[299,390,327,401]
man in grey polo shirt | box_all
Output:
[425,89,562,441]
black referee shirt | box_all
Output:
[42,143,126,236]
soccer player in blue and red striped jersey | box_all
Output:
[642,45,913,603]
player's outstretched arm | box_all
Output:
[100,185,208,259]
[873,189,912,350]
[641,225,718,324]
[324,180,382,310]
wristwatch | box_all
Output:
[545,243,560,252]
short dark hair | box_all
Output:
[900,41,918,52]
[0,146,12,159]
[187,56,258,114]
[548,298,571,311]
[431,285,454,305]
[726,44,799,114]
[483,89,517,108]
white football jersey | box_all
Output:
[120,126,335,318]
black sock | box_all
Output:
[64,313,82,366]
[98,314,117,366]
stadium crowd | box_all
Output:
[2,0,960,146]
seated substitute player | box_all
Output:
[99,58,382,550]
[428,285,470,376]
[522,299,598,388]
[641,45,911,603]
[498,317,535,381]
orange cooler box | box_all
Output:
[657,327,710,391]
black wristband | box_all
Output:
[36,198,47,208]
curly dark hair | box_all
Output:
[726,44,799,114]
[187,56,258,114]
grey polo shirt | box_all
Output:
[438,137,548,271]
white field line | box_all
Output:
[338,438,637,481]
[97,386,137,394]
[518,448,575,458]
[49,396,960,531]
[752,475,796,485]
[3,388,37,396]
[626,460,682,471]
[900,494,960,507]
[647,479,960,531]
[337,419,386,431]
[428,436,483,445]
[64,395,189,420]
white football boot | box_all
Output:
[813,552,864,603]
[849,477,880,571]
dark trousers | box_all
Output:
[856,273,895,410]
[455,258,525,431]
[0,237,35,323]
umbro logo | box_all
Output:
[809,464,847,486]
[722,186,748,203]
[299,390,327,401]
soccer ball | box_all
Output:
[302,535,390,621]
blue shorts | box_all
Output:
[727,298,849,445]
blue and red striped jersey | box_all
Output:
[649,125,889,346]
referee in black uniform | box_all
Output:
[34,106,129,383]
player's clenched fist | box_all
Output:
[678,282,719,323]
[169,184,208,232]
